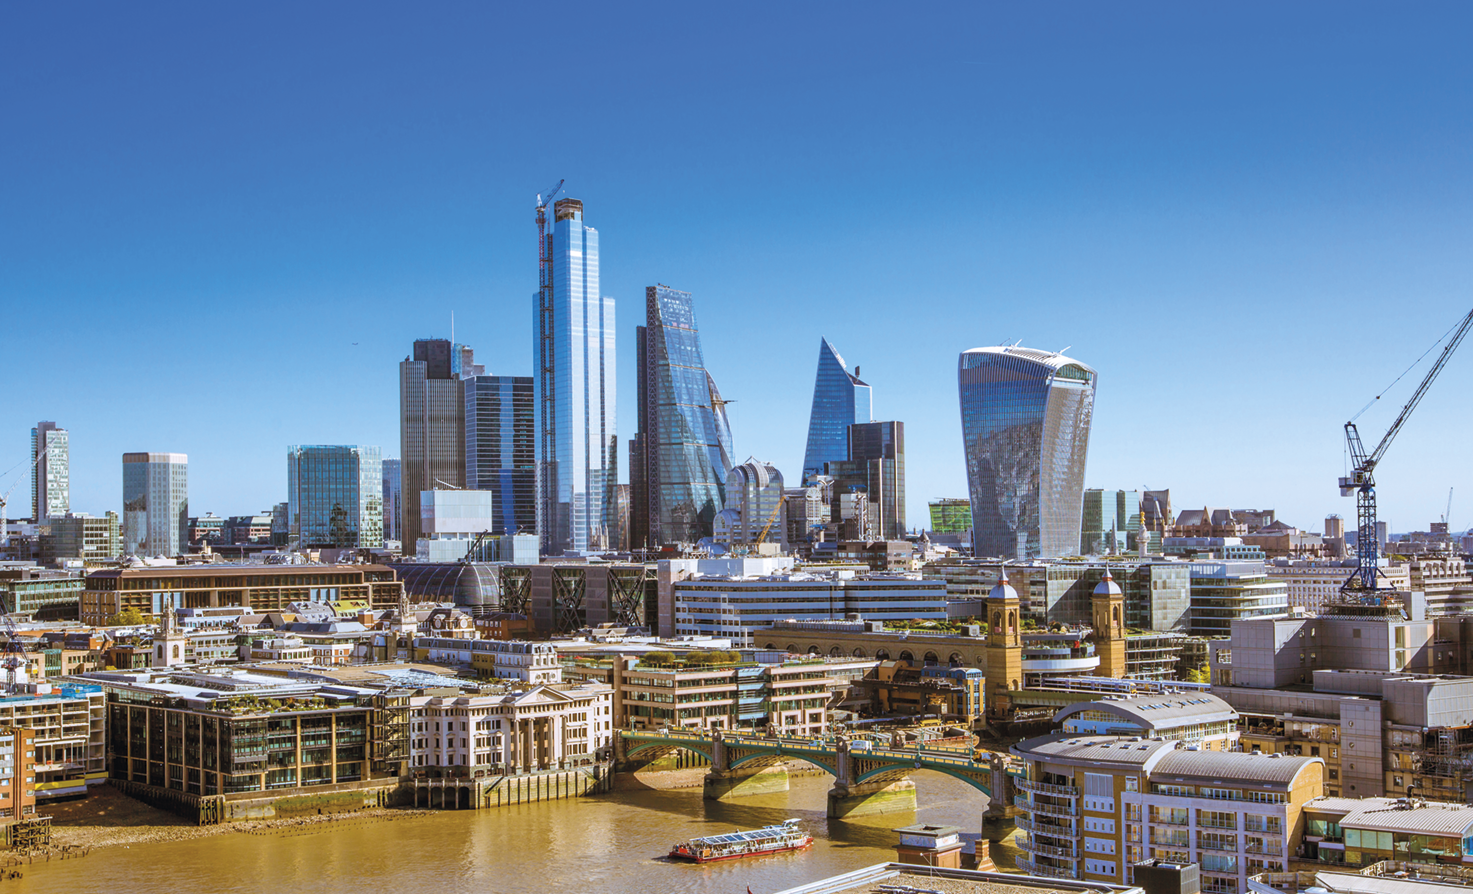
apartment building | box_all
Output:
[0,726,37,828]
[1012,733,1324,894]
[80,564,406,625]
[0,683,106,800]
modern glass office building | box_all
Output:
[286,445,383,548]
[31,421,69,523]
[535,196,617,554]
[1081,488,1142,555]
[801,338,871,485]
[928,498,972,534]
[827,420,905,540]
[381,459,402,543]
[465,375,536,537]
[399,339,481,549]
[629,284,733,548]
[122,453,188,557]
[957,346,1096,560]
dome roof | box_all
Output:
[1093,569,1123,597]
[988,568,1019,601]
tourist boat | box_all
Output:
[668,818,813,863]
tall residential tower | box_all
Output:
[122,452,188,557]
[31,422,69,523]
[535,196,617,554]
[629,284,733,549]
[958,346,1096,559]
[801,338,871,484]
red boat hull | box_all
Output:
[669,838,813,863]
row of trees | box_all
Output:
[640,650,744,667]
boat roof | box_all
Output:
[689,823,801,846]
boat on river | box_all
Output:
[668,818,813,863]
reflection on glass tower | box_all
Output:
[801,338,871,484]
[287,445,384,549]
[466,376,536,537]
[957,346,1096,559]
[536,196,617,554]
[629,285,733,548]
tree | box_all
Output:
[1184,666,1209,685]
[642,651,676,667]
[106,608,147,627]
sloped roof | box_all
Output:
[1054,693,1237,731]
[1150,750,1320,788]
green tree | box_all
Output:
[105,607,147,627]
[1184,666,1209,684]
[642,651,675,667]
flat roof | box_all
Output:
[773,863,1141,894]
[1013,733,1177,768]
[87,564,396,580]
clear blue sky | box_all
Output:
[5,2,1473,535]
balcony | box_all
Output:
[1015,777,1079,798]
[1016,795,1077,818]
[1151,814,1190,826]
[1016,857,1080,880]
[1018,835,1079,859]
[1197,837,1239,853]
[1016,816,1079,838]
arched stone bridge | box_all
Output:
[619,729,1012,819]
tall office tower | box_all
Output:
[381,459,402,543]
[535,196,617,554]
[629,284,733,549]
[1081,488,1143,555]
[30,422,69,523]
[287,446,383,548]
[399,338,479,549]
[801,338,871,484]
[122,453,188,557]
[957,346,1096,559]
[465,375,536,536]
[827,421,906,540]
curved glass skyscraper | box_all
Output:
[958,346,1096,559]
[629,284,733,548]
[801,338,871,484]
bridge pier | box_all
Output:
[703,764,790,800]
[826,777,917,818]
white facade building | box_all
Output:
[408,681,613,771]
[415,637,564,684]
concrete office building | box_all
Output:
[381,459,402,544]
[44,512,121,562]
[958,346,1096,560]
[415,489,498,561]
[1011,733,1323,890]
[535,196,618,555]
[465,374,536,537]
[400,338,482,551]
[802,338,872,485]
[714,459,787,550]
[287,445,383,549]
[121,452,188,557]
[629,284,733,549]
[31,422,68,523]
[1266,560,1410,615]
[80,564,405,625]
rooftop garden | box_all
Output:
[885,619,979,634]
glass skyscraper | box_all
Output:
[802,338,871,484]
[1081,488,1142,555]
[827,420,905,540]
[381,459,402,544]
[465,375,536,537]
[399,338,482,550]
[31,421,68,523]
[122,452,188,557]
[957,346,1096,559]
[536,196,617,554]
[287,445,383,548]
[629,284,733,549]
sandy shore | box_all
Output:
[38,785,433,853]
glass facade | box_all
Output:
[31,422,69,523]
[536,197,617,554]
[827,420,906,540]
[929,498,972,534]
[714,460,786,548]
[958,346,1096,559]
[399,339,478,549]
[801,338,871,484]
[122,452,188,557]
[629,285,733,548]
[1081,489,1143,555]
[465,375,536,537]
[287,445,383,548]
[381,459,402,543]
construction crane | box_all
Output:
[0,615,27,693]
[0,445,48,548]
[756,498,785,545]
[1443,487,1454,531]
[1340,305,1473,600]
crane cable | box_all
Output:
[1350,315,1466,423]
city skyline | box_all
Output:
[6,5,1473,533]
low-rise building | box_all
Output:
[861,662,985,722]
[1052,692,1239,748]
[0,683,106,800]
[413,638,564,684]
[1011,732,1324,891]
[1189,561,1288,637]
[80,564,406,625]
[408,680,613,772]
[0,567,84,619]
[1266,560,1411,615]
[1299,795,1473,868]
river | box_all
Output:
[18,771,1020,893]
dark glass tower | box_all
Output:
[958,346,1096,559]
[801,338,871,484]
[828,421,906,540]
[629,285,733,548]
[399,338,481,550]
[465,375,536,536]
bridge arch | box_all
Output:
[853,761,992,797]
[623,738,714,766]
[727,749,839,779]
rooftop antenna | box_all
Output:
[1056,345,1072,356]
[1012,339,1023,347]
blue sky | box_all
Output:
[4,2,1473,534]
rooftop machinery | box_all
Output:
[1340,305,1473,601]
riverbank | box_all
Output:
[41,786,433,852]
